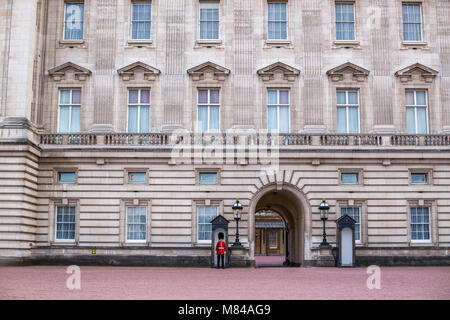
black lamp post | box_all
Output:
[232,198,243,247]
[318,198,330,247]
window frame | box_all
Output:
[197,88,221,133]
[340,207,361,243]
[127,88,151,133]
[405,89,429,134]
[335,2,356,41]
[58,88,82,133]
[125,205,148,243]
[267,1,288,41]
[267,89,290,133]
[336,89,360,134]
[197,205,218,244]
[63,1,85,41]
[268,231,278,249]
[199,1,220,40]
[402,2,423,42]
[58,172,76,184]
[130,1,152,41]
[54,205,77,242]
[410,206,431,243]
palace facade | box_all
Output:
[0,0,450,266]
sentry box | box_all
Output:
[210,215,230,268]
[335,214,356,267]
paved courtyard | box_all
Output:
[1,265,449,300]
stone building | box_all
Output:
[0,0,449,267]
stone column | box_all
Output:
[90,0,117,132]
[370,0,395,133]
[0,0,37,126]
[231,0,254,130]
[437,0,450,133]
[301,0,326,132]
[161,0,185,132]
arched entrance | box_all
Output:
[249,183,309,267]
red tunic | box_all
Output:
[215,240,226,255]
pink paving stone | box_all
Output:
[0,266,449,300]
[255,255,285,267]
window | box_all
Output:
[337,90,359,134]
[341,207,361,242]
[410,207,430,241]
[128,172,147,184]
[64,2,84,40]
[58,172,76,184]
[58,89,81,133]
[269,231,278,249]
[199,172,218,184]
[341,172,358,184]
[126,206,147,242]
[406,90,428,134]
[267,90,290,133]
[55,206,76,241]
[128,89,150,133]
[197,89,220,133]
[197,206,218,242]
[411,173,428,184]
[268,2,287,40]
[402,3,422,42]
[199,2,219,40]
[335,3,355,41]
[131,2,151,40]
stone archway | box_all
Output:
[248,183,310,266]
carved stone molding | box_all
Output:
[326,62,370,82]
[187,61,230,81]
[48,62,92,81]
[395,63,438,83]
[257,61,300,82]
[117,61,161,81]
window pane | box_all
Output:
[267,106,278,133]
[416,91,427,106]
[412,173,427,184]
[197,106,208,132]
[199,172,218,184]
[129,90,139,104]
[267,90,278,105]
[198,90,208,104]
[64,4,84,40]
[139,106,150,133]
[416,107,427,134]
[71,90,81,104]
[60,90,71,105]
[140,90,150,104]
[209,106,220,132]
[59,172,75,183]
[337,91,346,105]
[341,173,358,184]
[348,91,358,105]
[70,106,80,133]
[406,107,416,134]
[128,106,139,133]
[348,107,359,134]
[128,172,146,184]
[279,90,289,104]
[210,90,220,104]
[279,106,290,133]
[58,106,70,133]
[406,91,415,105]
[337,107,347,133]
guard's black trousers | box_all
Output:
[217,254,225,268]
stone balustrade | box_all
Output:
[35,132,450,148]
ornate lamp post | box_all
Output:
[232,198,243,247]
[318,198,330,247]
